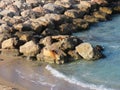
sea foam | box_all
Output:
[46,65,114,90]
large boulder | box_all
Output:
[75,43,104,60]
[1,38,18,49]
[75,43,94,60]
[19,41,39,57]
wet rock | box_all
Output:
[84,15,98,23]
[43,3,65,14]
[76,43,94,60]
[19,40,39,57]
[1,38,18,49]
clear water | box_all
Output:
[0,15,120,90]
[51,14,120,90]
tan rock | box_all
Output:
[2,38,18,49]
[20,41,39,57]
[75,43,94,60]
[99,7,112,14]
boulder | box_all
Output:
[75,43,94,60]
[93,11,108,21]
[37,47,66,64]
[19,41,39,57]
[39,36,52,46]
[1,38,18,49]
[54,0,73,8]
[84,15,98,23]
[113,6,120,13]
[99,7,112,14]
[72,19,89,30]
[15,31,35,42]
[43,3,65,14]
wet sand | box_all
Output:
[0,54,90,90]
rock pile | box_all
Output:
[0,0,119,64]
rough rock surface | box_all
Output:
[20,41,39,57]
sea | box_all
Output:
[0,14,120,90]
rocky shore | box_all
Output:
[0,0,120,64]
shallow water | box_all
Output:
[0,15,120,90]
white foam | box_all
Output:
[46,65,114,90]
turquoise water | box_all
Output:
[49,15,120,90]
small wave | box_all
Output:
[46,65,114,90]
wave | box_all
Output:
[46,65,114,90]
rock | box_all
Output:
[93,11,108,21]
[50,36,83,51]
[15,31,35,42]
[113,6,120,13]
[32,6,47,16]
[68,50,82,60]
[75,43,94,60]
[19,41,39,57]
[41,28,60,36]
[21,10,36,18]
[91,0,108,5]
[40,47,66,64]
[84,15,98,23]
[72,19,89,30]
[1,38,18,49]
[58,23,72,35]
[64,10,78,18]
[0,24,12,33]
[93,45,105,60]
[54,0,72,8]
[79,1,91,10]
[99,7,112,14]
[43,3,65,14]
[39,36,52,46]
